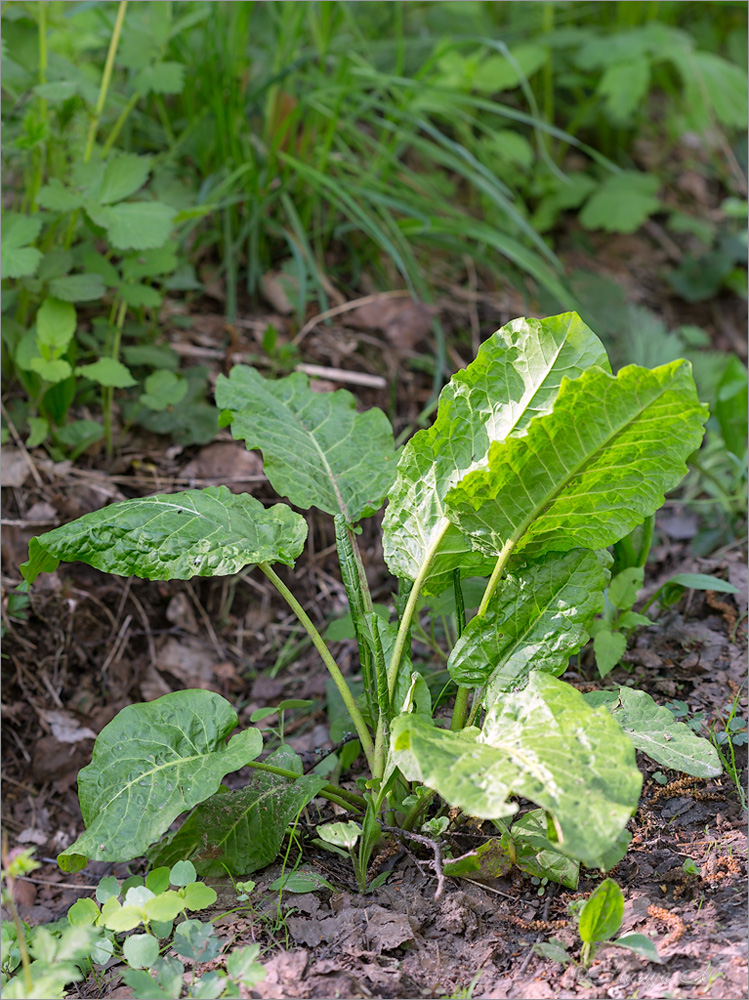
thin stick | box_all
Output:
[292,289,413,345]
[380,825,446,900]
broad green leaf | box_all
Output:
[598,58,651,122]
[120,282,163,309]
[180,882,217,911]
[121,969,171,999]
[170,860,197,886]
[592,628,627,678]
[608,567,645,610]
[75,358,137,388]
[216,366,398,523]
[1,214,43,278]
[383,313,609,591]
[57,690,262,871]
[21,486,307,586]
[472,44,549,92]
[226,944,266,987]
[140,370,187,411]
[122,244,178,280]
[391,673,641,869]
[150,749,326,876]
[38,249,74,281]
[443,838,513,880]
[37,179,84,213]
[98,153,152,205]
[145,867,171,894]
[87,201,176,251]
[509,810,580,889]
[715,356,748,458]
[36,297,76,354]
[578,878,623,944]
[318,820,362,850]
[48,273,106,302]
[445,361,707,562]
[29,357,72,383]
[123,933,159,969]
[580,172,661,234]
[677,51,748,129]
[81,249,121,287]
[135,61,186,94]
[447,548,609,700]
[584,687,722,778]
[614,932,661,963]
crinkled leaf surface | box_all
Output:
[382,313,608,592]
[57,691,262,871]
[216,366,398,523]
[448,548,610,700]
[445,361,707,561]
[149,748,326,876]
[391,673,641,869]
[21,486,307,586]
[584,688,722,777]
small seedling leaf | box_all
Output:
[614,932,662,963]
[578,878,624,944]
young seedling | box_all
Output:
[19,312,721,891]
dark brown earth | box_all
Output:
[2,237,747,999]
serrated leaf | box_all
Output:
[98,153,152,205]
[120,282,162,308]
[48,273,107,302]
[391,673,641,869]
[2,214,43,279]
[75,358,137,388]
[587,687,722,777]
[677,51,749,128]
[135,61,185,94]
[579,878,623,944]
[87,201,176,251]
[383,312,609,591]
[445,361,707,563]
[57,690,262,871]
[29,357,72,383]
[81,249,121,287]
[598,58,651,122]
[448,548,609,700]
[580,172,661,234]
[122,244,178,280]
[151,748,326,876]
[216,365,398,523]
[36,178,84,213]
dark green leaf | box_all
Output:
[57,691,262,871]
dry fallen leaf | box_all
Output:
[40,709,96,744]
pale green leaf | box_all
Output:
[608,567,645,610]
[216,366,398,523]
[21,486,307,586]
[26,416,49,448]
[579,878,623,944]
[585,687,722,777]
[448,548,609,700]
[49,273,107,302]
[592,629,627,678]
[473,43,549,92]
[677,51,748,128]
[149,748,326,875]
[383,312,609,591]
[57,690,262,871]
[391,673,642,868]
[318,820,362,850]
[662,572,738,595]
[121,244,178,280]
[444,361,707,562]
[75,358,137,388]
[29,357,72,383]
[36,297,77,356]
[509,810,580,888]
[87,201,176,251]
[98,153,152,205]
[123,933,159,970]
[614,932,661,963]
[580,172,661,234]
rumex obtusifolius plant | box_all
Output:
[20,312,721,887]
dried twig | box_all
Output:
[380,824,447,900]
